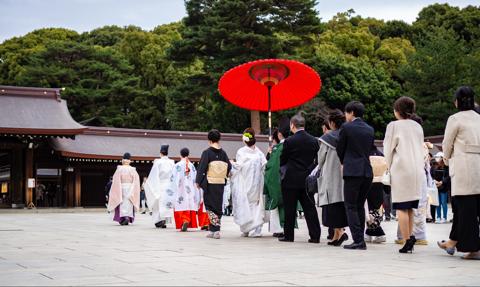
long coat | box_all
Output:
[317,130,344,206]
[443,110,480,196]
[383,119,425,203]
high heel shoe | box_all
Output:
[399,236,416,254]
[334,233,349,247]
[327,240,338,246]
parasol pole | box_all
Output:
[268,85,272,145]
[267,67,272,145]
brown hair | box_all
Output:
[328,109,346,129]
[243,127,256,147]
[394,96,416,120]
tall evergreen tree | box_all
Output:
[168,0,321,133]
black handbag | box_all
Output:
[306,165,320,195]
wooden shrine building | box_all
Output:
[0,85,268,208]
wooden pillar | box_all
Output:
[250,110,261,135]
[24,148,34,208]
[74,169,81,207]
[65,171,75,207]
[11,148,24,208]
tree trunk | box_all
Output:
[250,110,261,134]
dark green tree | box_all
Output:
[399,27,474,136]
[168,0,321,133]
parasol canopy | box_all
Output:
[218,59,321,112]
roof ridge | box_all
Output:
[0,85,62,101]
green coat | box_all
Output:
[264,143,283,211]
[264,143,299,228]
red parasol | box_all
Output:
[218,59,321,142]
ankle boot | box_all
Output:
[399,237,415,254]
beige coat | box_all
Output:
[383,120,425,203]
[442,110,480,196]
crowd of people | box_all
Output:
[106,86,480,259]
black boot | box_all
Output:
[399,236,416,253]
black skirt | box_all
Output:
[322,202,348,228]
[393,200,419,210]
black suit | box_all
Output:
[280,130,321,241]
[337,118,375,244]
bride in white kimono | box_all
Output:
[145,145,176,228]
[231,128,267,237]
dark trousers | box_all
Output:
[449,195,480,253]
[282,187,320,241]
[430,205,437,222]
[343,177,373,243]
[383,185,392,218]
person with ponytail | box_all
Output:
[383,96,425,254]
[438,86,480,260]
[172,148,202,232]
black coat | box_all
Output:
[337,118,375,178]
[280,130,320,189]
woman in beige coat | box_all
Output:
[383,97,425,253]
[438,86,480,260]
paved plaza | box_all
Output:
[0,210,478,286]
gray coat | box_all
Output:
[317,130,344,206]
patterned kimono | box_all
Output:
[172,158,201,229]
[145,156,176,226]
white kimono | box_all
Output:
[145,157,175,224]
[231,146,267,234]
[171,159,201,212]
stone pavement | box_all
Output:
[0,210,478,286]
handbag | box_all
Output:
[381,170,391,186]
[306,165,321,194]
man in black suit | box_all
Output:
[337,101,375,250]
[279,114,321,243]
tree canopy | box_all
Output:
[0,2,479,137]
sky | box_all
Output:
[0,0,478,42]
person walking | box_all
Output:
[144,145,176,229]
[384,97,425,254]
[172,148,201,232]
[432,152,450,224]
[107,153,141,225]
[438,86,480,260]
[231,128,267,237]
[337,101,375,250]
[317,110,349,246]
[279,114,321,243]
[196,130,232,239]
[140,177,149,214]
